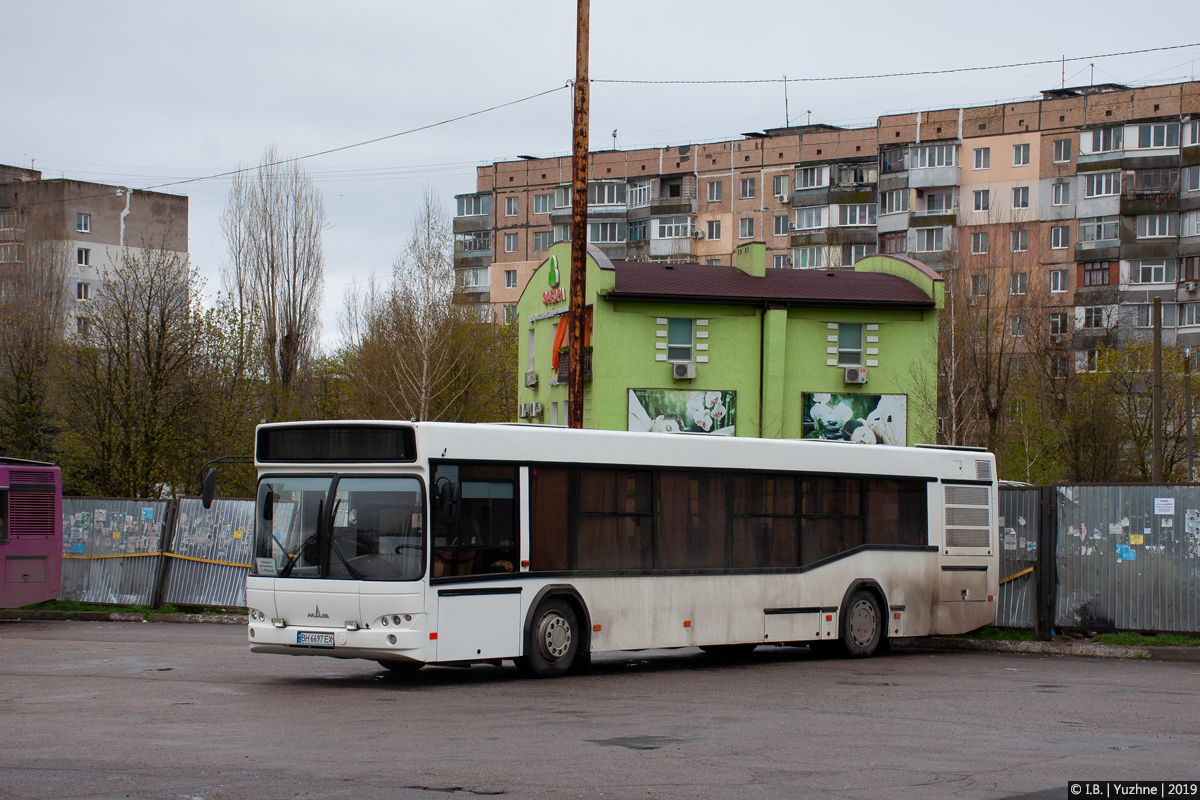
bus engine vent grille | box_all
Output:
[945,506,990,527]
[975,460,992,481]
[944,485,988,507]
[944,484,991,549]
[945,528,990,548]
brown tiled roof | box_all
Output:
[607,261,935,309]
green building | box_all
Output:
[514,242,943,445]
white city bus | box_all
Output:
[240,421,998,677]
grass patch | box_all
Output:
[1091,632,1200,648]
[950,626,1037,641]
[19,601,246,619]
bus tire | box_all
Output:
[377,659,424,674]
[699,643,757,659]
[839,589,883,658]
[517,598,579,678]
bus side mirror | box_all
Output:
[437,481,461,525]
[201,468,217,509]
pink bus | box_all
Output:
[0,459,62,609]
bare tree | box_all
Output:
[0,202,70,460]
[221,144,326,419]
[63,235,200,497]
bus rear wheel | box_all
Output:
[840,589,883,658]
[517,598,579,678]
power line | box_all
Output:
[591,42,1200,85]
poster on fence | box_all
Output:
[801,392,907,446]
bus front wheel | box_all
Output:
[840,590,883,658]
[517,598,579,678]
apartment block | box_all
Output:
[456,79,1200,370]
[0,164,188,334]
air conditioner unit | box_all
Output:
[518,403,530,419]
[785,256,793,266]
[530,402,544,418]
[777,194,792,205]
[524,370,538,388]
[844,367,868,384]
[692,230,704,239]
[1187,282,1198,293]
[789,222,798,231]
[672,361,696,380]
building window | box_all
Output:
[1182,302,1200,326]
[629,181,651,208]
[1010,229,1028,252]
[1010,272,1027,295]
[971,274,988,296]
[973,190,989,212]
[1083,307,1107,329]
[1190,120,1200,146]
[971,232,988,255]
[772,254,790,269]
[837,323,863,366]
[588,183,626,206]
[1012,143,1031,166]
[532,231,552,251]
[707,258,722,266]
[1137,214,1176,238]
[504,233,518,253]
[76,213,91,233]
[1137,303,1177,327]
[796,246,824,268]
[773,174,789,197]
[0,243,18,263]
[503,269,517,289]
[739,178,756,199]
[1012,186,1029,209]
[880,189,908,215]
[1182,256,1200,282]
[1084,171,1120,197]
[973,147,990,170]
[504,306,518,325]
[533,194,552,214]
[1050,269,1068,292]
[628,219,648,242]
[1052,182,1070,205]
[456,195,490,216]
[1131,259,1175,284]
[77,247,90,266]
[739,217,755,238]
[1053,139,1072,163]
[1052,355,1070,378]
[795,207,823,230]
[925,192,952,214]
[1183,211,1200,238]
[773,214,789,236]
[838,164,876,185]
[881,147,906,174]
[1126,168,1179,195]
[554,186,573,208]
[1082,262,1112,287]
[1087,126,1123,154]
[1049,312,1067,337]
[76,282,90,300]
[76,317,89,335]
[667,318,692,362]
[797,165,827,188]
[1136,122,1180,149]
[457,267,487,289]
[1051,225,1069,250]
[707,220,721,240]
[879,232,905,255]
[1009,316,1026,337]
[657,216,692,238]
[589,222,626,243]
[849,244,876,264]
[663,180,684,199]
[912,144,956,168]
[915,228,943,253]
[1079,216,1118,242]
[838,204,876,226]
[505,197,519,217]
[1187,166,1200,193]
[553,224,571,243]
[707,181,722,202]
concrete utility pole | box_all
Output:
[1153,296,1163,483]
[568,0,589,429]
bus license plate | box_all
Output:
[297,631,335,647]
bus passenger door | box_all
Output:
[436,588,522,661]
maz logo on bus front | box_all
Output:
[307,606,330,619]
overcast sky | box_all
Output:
[5,1,1200,347]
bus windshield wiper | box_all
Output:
[279,498,322,579]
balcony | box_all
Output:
[556,349,592,383]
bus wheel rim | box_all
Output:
[848,600,877,648]
[538,612,571,660]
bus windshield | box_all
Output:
[255,476,425,581]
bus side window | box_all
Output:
[433,464,518,578]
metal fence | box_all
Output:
[996,487,1039,629]
[61,497,253,609]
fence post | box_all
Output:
[1035,485,1058,641]
[150,499,180,610]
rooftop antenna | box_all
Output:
[1061,54,1065,89]
[807,110,812,126]
[612,129,617,150]
[1090,62,1095,86]
[783,75,789,127]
